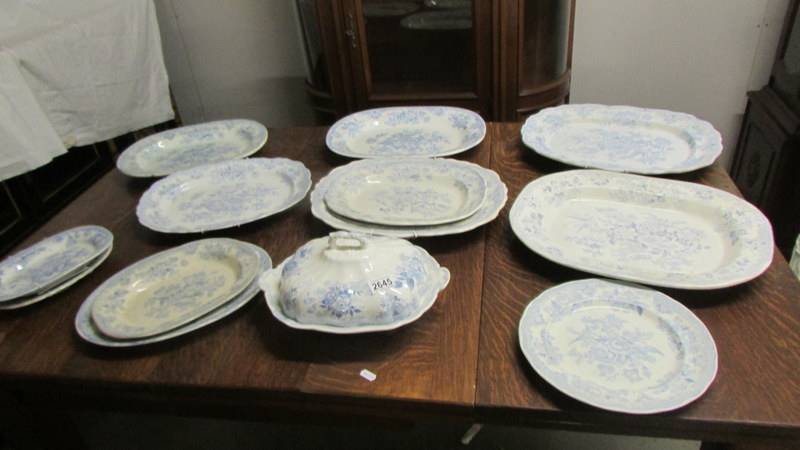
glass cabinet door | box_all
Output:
[345,0,491,113]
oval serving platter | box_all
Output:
[117,119,268,177]
[311,159,507,238]
[90,238,261,339]
[509,170,774,289]
[326,106,486,158]
[323,158,487,226]
[0,225,113,302]
[519,278,718,414]
[137,157,311,233]
[76,243,271,347]
[521,104,722,174]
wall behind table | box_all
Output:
[154,0,316,127]
[571,0,789,169]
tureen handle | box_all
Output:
[327,232,367,251]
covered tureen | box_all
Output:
[259,232,450,333]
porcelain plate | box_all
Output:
[326,106,485,158]
[509,170,774,289]
[519,278,718,414]
[137,157,311,233]
[117,119,268,177]
[323,158,487,225]
[521,104,723,174]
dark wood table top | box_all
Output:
[0,124,799,445]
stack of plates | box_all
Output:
[0,226,113,310]
[311,158,507,238]
[75,238,271,347]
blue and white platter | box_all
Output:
[311,159,507,238]
[519,278,718,414]
[510,170,773,289]
[76,243,271,347]
[89,238,263,339]
[0,225,113,302]
[326,106,485,158]
[521,104,723,174]
[323,158,487,226]
[0,245,112,310]
[117,119,268,177]
[137,158,311,233]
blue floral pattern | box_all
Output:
[117,119,268,177]
[519,279,718,414]
[322,159,487,225]
[311,158,507,237]
[0,225,113,301]
[521,104,723,174]
[137,157,311,233]
[509,170,774,289]
[326,106,486,158]
[261,233,449,332]
[90,238,262,339]
[76,244,271,347]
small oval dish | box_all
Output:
[117,119,268,177]
[259,232,450,333]
[521,104,722,174]
[137,157,311,233]
[0,225,113,302]
[90,238,262,339]
[326,106,486,158]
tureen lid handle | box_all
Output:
[327,231,367,252]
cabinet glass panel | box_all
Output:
[520,0,571,91]
[296,0,330,91]
[360,0,475,94]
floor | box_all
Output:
[69,411,700,450]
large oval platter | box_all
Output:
[509,170,773,289]
[137,158,311,233]
[326,106,486,158]
[323,158,487,226]
[311,159,507,238]
[117,119,268,177]
[90,238,261,339]
[521,104,722,174]
[75,243,271,347]
[519,279,718,414]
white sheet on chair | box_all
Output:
[0,0,174,181]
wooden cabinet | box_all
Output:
[297,0,574,122]
[731,0,800,258]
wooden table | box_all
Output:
[0,124,798,450]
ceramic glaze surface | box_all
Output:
[0,225,113,302]
[117,119,268,177]
[259,232,449,332]
[519,279,718,414]
[75,244,270,347]
[510,170,773,289]
[326,107,485,158]
[311,159,507,238]
[324,159,486,225]
[137,158,311,233]
[0,245,112,310]
[90,239,261,339]
[521,104,722,174]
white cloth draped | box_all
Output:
[0,0,174,181]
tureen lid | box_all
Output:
[259,232,449,333]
